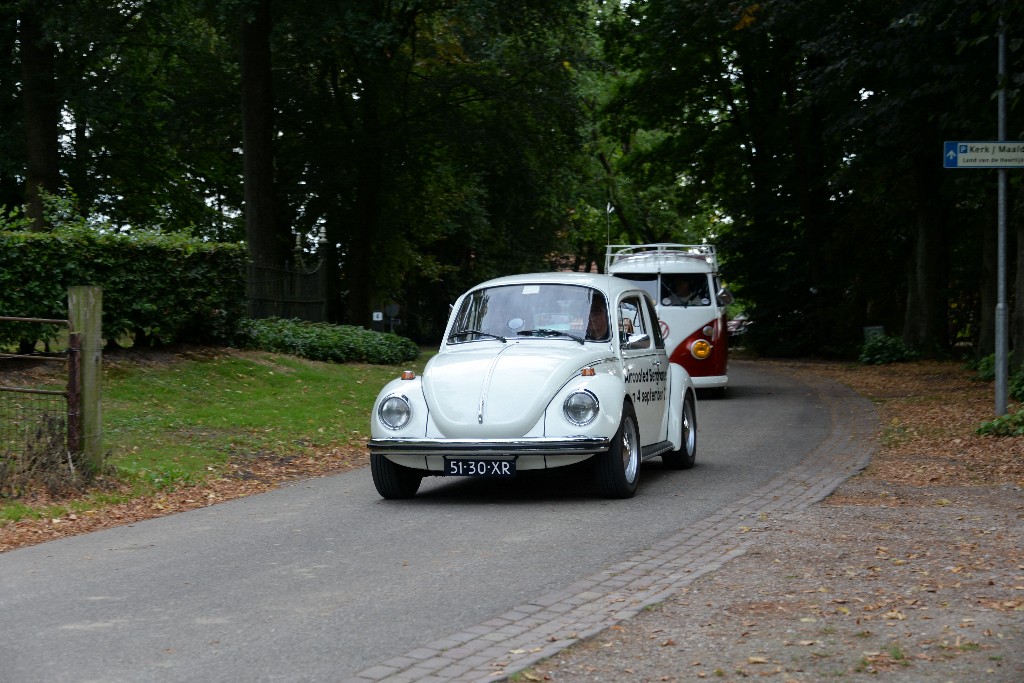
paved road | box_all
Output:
[0,360,873,683]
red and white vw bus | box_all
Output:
[607,244,732,389]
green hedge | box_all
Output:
[0,226,247,347]
[237,317,420,365]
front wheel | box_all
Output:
[371,453,424,499]
[662,391,697,470]
[595,402,641,498]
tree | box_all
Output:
[3,1,246,235]
[239,0,287,266]
[259,0,594,331]
[597,0,1022,358]
[18,0,60,231]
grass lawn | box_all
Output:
[1,347,430,522]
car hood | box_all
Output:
[423,343,609,438]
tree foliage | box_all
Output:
[600,0,1024,357]
[1,0,1020,356]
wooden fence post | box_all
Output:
[68,286,102,471]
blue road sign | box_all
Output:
[944,141,1024,168]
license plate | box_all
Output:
[444,458,516,477]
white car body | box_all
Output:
[368,272,698,499]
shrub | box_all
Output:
[977,409,1024,437]
[969,353,1000,381]
[237,317,419,365]
[968,354,1024,401]
[857,335,920,365]
[1010,370,1024,402]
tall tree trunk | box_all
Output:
[977,197,997,360]
[321,219,343,324]
[902,154,949,356]
[240,0,285,266]
[20,4,60,231]
[346,97,382,327]
[1011,181,1024,374]
[0,15,22,209]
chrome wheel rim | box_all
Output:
[621,417,639,483]
[683,399,696,455]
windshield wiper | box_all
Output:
[449,329,507,343]
[516,328,585,345]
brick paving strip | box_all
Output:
[347,373,878,683]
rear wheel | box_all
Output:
[595,402,640,498]
[371,453,424,499]
[662,391,697,470]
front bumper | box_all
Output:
[691,374,728,389]
[368,436,611,457]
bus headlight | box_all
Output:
[690,340,713,360]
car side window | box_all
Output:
[643,296,665,349]
[618,296,651,349]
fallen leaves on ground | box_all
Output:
[522,358,1024,682]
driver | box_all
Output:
[586,296,610,341]
[664,277,703,306]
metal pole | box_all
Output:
[995,10,1008,416]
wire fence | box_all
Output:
[0,390,70,496]
[0,390,67,450]
[0,316,80,496]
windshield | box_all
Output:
[618,273,712,307]
[449,284,609,343]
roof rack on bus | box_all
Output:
[605,243,719,273]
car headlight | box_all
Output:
[563,390,599,426]
[690,339,713,359]
[378,395,412,430]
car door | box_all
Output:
[616,294,668,446]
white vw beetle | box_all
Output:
[368,272,698,499]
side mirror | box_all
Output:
[625,334,651,350]
[717,288,734,306]
[618,318,634,344]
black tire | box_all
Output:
[595,402,641,498]
[662,391,697,470]
[371,453,424,499]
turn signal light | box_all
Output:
[401,370,416,380]
[580,367,596,377]
[690,340,713,360]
